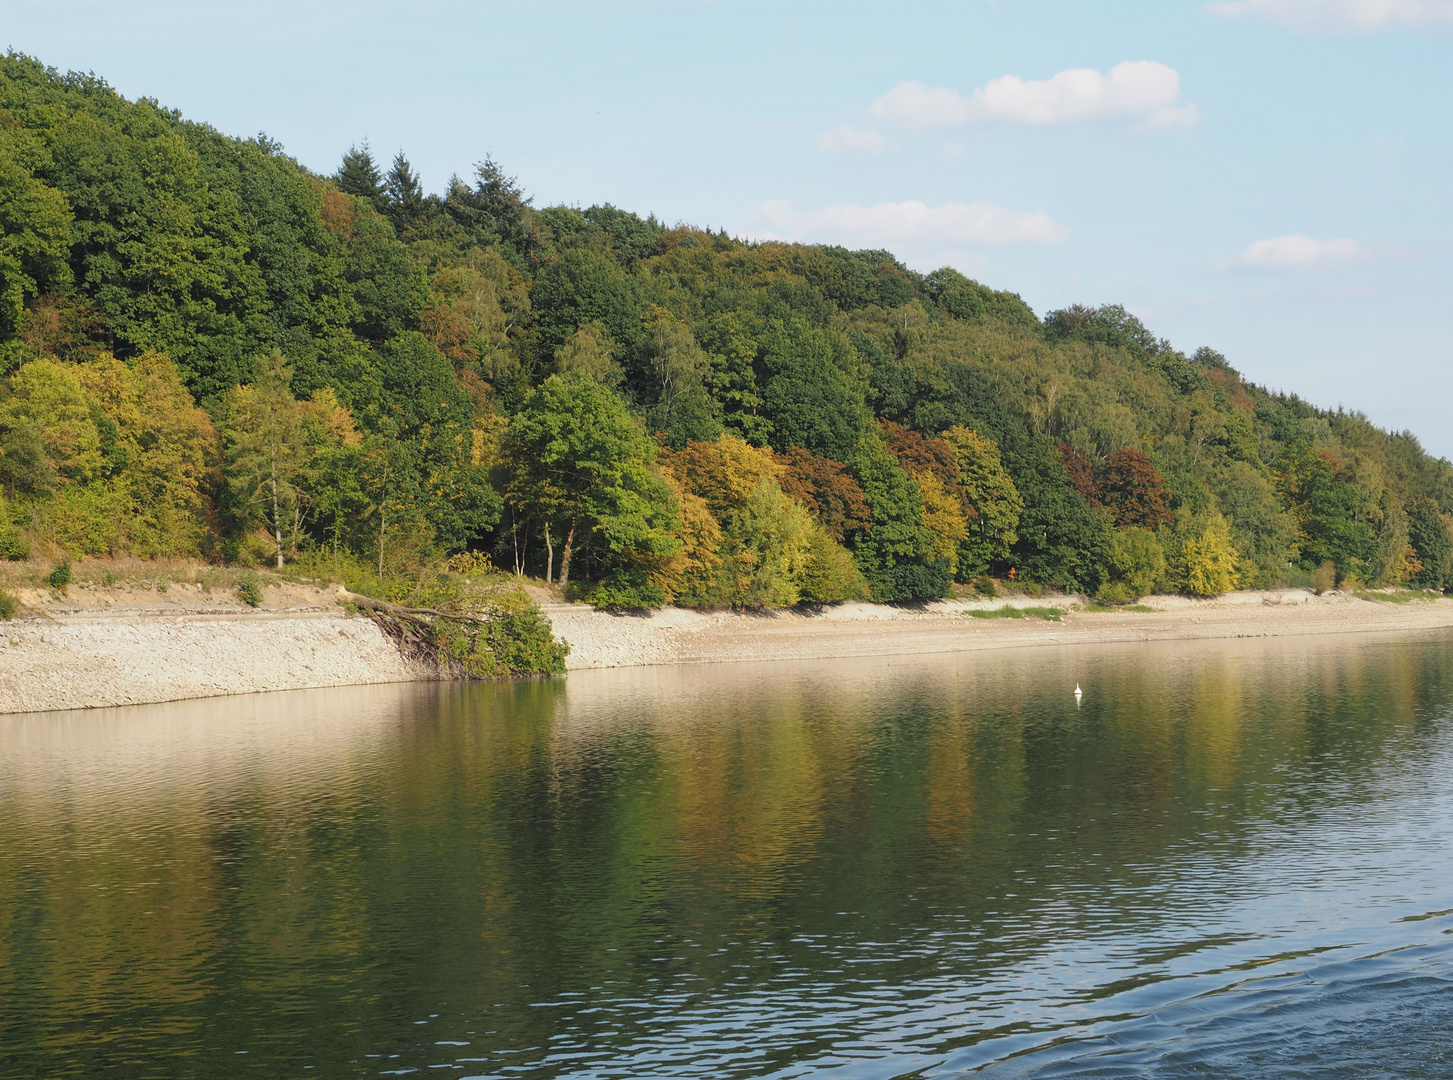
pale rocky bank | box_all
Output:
[3,580,1453,714]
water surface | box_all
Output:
[3,631,1453,1077]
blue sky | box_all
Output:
[7,0,1452,454]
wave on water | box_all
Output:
[953,922,1453,1078]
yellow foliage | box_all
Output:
[1182,512,1239,597]
[297,386,361,447]
[660,432,782,521]
[659,434,866,608]
[0,357,103,482]
[913,470,968,573]
[654,466,724,605]
[76,352,217,556]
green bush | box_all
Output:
[973,576,997,597]
[1311,560,1336,595]
[1098,527,1165,602]
[48,563,70,590]
[432,587,569,677]
[0,589,18,620]
[237,573,263,607]
[588,569,668,610]
[0,529,29,561]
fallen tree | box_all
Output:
[340,586,569,679]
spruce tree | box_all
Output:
[385,151,426,228]
[336,143,386,210]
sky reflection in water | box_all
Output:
[2,630,1452,1078]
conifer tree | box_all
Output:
[336,143,386,210]
[385,151,426,227]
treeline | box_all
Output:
[1,51,1451,606]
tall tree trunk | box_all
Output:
[543,522,554,584]
[558,522,576,593]
[270,444,284,569]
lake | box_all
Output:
[3,630,1453,1078]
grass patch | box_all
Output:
[1079,602,1116,613]
[969,604,1062,622]
[1358,589,1439,604]
[1124,604,1156,613]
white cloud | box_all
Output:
[1207,0,1453,30]
[817,125,887,154]
[869,82,974,131]
[1236,234,1365,269]
[758,199,1067,246]
[869,62,1198,132]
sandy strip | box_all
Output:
[546,590,1453,670]
[3,589,1451,714]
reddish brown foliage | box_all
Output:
[775,446,870,542]
[1099,448,1173,529]
[420,300,481,367]
[880,421,961,486]
[1057,442,1100,506]
[1207,367,1255,412]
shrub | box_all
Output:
[432,587,570,677]
[1098,527,1165,602]
[48,563,71,590]
[589,569,668,610]
[973,575,997,597]
[0,589,18,620]
[237,573,263,607]
[0,529,29,561]
[1311,560,1336,595]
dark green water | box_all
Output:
[4,631,1453,1078]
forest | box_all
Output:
[2,50,1451,629]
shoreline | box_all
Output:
[3,588,1452,715]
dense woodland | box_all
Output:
[2,51,1451,614]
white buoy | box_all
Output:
[1074,683,1083,704]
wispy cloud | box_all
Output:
[870,62,1198,132]
[1207,0,1453,30]
[1235,234,1365,270]
[817,125,887,154]
[757,200,1067,246]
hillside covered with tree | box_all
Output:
[2,51,1451,610]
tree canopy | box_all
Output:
[1,49,1450,603]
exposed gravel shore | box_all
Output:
[3,585,1451,714]
[547,590,1453,670]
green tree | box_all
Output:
[218,350,305,567]
[501,374,680,593]
[1099,527,1166,602]
[1407,495,1453,590]
[384,151,426,227]
[759,316,873,462]
[554,320,621,387]
[847,434,944,601]
[335,143,386,210]
[941,426,1022,577]
[0,133,73,347]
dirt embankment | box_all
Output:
[3,579,1452,714]
[0,579,431,714]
